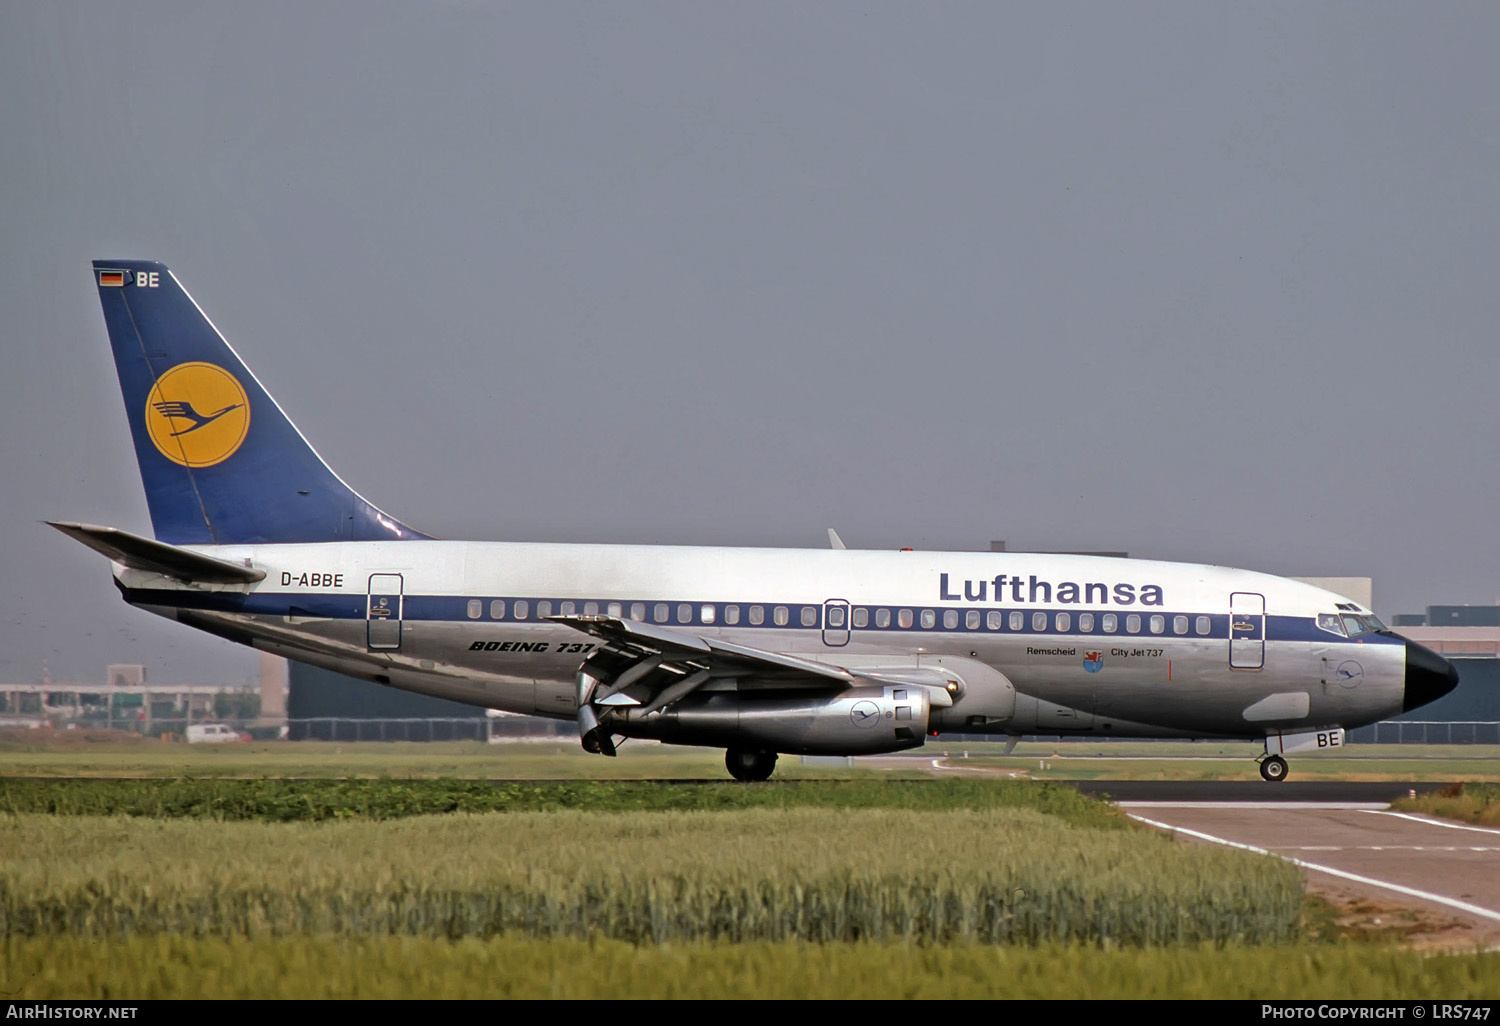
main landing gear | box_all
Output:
[1259,754,1289,782]
[726,747,778,782]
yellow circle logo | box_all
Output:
[144,362,251,468]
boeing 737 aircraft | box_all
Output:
[54,260,1459,781]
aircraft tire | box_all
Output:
[1260,755,1289,782]
[725,747,778,782]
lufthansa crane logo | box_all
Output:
[144,362,251,467]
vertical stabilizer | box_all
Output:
[92,260,429,545]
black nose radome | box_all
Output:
[1402,639,1460,713]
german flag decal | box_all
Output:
[97,269,127,287]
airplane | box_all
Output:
[53,259,1460,783]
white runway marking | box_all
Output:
[1127,813,1500,926]
[1278,845,1500,852]
[1118,801,1389,810]
[1366,810,1500,836]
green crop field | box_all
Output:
[0,808,1302,945]
[7,935,1499,1000]
[0,776,1120,822]
[3,733,1497,998]
[2,734,1497,781]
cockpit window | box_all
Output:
[1339,614,1386,638]
[1317,613,1347,637]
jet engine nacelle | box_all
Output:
[606,683,932,755]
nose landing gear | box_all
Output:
[1258,754,1289,782]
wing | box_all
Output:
[549,614,953,754]
[553,614,856,702]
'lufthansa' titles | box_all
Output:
[939,573,1163,606]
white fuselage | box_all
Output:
[117,541,1409,740]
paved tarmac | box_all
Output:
[1064,780,1451,804]
[1117,801,1500,950]
[898,761,1500,948]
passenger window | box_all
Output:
[943,609,959,630]
[677,603,692,624]
[966,610,981,630]
[489,600,505,620]
[1149,614,1165,634]
[1078,613,1094,632]
[725,605,740,625]
[987,610,1002,630]
[774,606,789,626]
[654,603,669,623]
[801,606,818,627]
[1173,615,1188,635]
[607,602,622,618]
[1055,612,1070,632]
[701,604,715,624]
[629,603,644,621]
[1102,613,1117,633]
[750,605,765,625]
[898,609,913,629]
[560,601,576,616]
[920,609,936,629]
[514,600,529,620]
[1032,611,1047,632]
[1009,611,1024,631]
[537,600,552,618]
[876,608,891,628]
[584,602,598,616]
[853,608,869,628]
[827,606,846,628]
[1195,615,1210,636]
[466,599,482,619]
[1126,614,1141,634]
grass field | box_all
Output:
[0,777,1122,822]
[1391,782,1500,824]
[0,807,1301,945]
[2,734,1497,781]
[7,935,1500,1000]
[3,733,1496,998]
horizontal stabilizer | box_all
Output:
[46,521,266,584]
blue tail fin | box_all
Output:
[93,260,430,545]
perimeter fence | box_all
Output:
[1345,720,1500,744]
[278,719,1498,745]
[285,717,571,742]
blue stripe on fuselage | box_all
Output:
[116,587,1404,647]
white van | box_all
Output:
[186,723,245,744]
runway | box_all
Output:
[1065,780,1452,804]
[1113,797,1500,950]
[899,761,1500,947]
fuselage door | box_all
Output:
[1229,591,1265,670]
[368,573,404,651]
[822,599,850,647]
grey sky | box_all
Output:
[3,2,1498,685]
